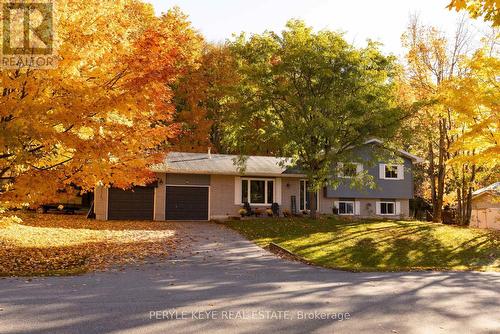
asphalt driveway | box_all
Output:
[1,222,499,334]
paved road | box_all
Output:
[1,222,499,334]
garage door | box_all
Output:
[108,187,154,220]
[166,186,209,221]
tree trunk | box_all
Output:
[428,142,438,222]
[465,187,473,225]
[308,190,319,219]
[464,164,476,225]
[456,187,463,224]
[436,120,446,222]
[427,130,447,224]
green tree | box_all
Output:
[223,20,402,217]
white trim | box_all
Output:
[338,200,355,215]
[395,201,401,215]
[397,165,404,180]
[275,178,282,205]
[165,185,211,221]
[356,163,364,175]
[379,164,386,179]
[355,200,361,215]
[378,201,396,215]
[234,176,241,205]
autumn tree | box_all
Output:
[439,45,500,224]
[448,0,500,26]
[223,20,402,217]
[172,44,239,153]
[400,16,475,223]
[0,2,202,206]
[401,15,499,224]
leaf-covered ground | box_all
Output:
[0,213,177,276]
[225,217,500,272]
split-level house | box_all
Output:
[94,139,422,221]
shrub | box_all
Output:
[283,209,291,217]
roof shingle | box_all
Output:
[151,152,303,177]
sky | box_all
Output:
[145,0,488,57]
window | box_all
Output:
[384,165,398,179]
[338,162,362,178]
[379,202,395,215]
[241,178,274,204]
[343,163,357,177]
[300,180,319,211]
[338,201,354,215]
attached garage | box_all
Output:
[166,186,209,221]
[108,186,154,220]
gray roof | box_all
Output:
[472,182,500,198]
[151,152,304,177]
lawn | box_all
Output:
[225,217,500,272]
[0,213,177,276]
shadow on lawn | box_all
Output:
[287,220,500,271]
[0,222,499,334]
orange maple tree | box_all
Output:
[0,1,203,206]
[172,44,240,153]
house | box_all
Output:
[94,139,423,221]
[470,182,500,230]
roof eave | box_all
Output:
[150,168,306,178]
[364,138,424,163]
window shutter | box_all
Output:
[375,201,381,215]
[355,201,361,215]
[395,201,401,215]
[356,163,363,174]
[275,178,282,204]
[334,201,339,210]
[397,165,404,180]
[337,163,343,177]
[234,177,241,205]
[379,164,385,179]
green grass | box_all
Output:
[225,217,500,272]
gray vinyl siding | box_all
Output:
[325,145,414,199]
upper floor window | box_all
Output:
[242,178,274,204]
[338,162,363,178]
[379,164,404,180]
[385,165,398,179]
